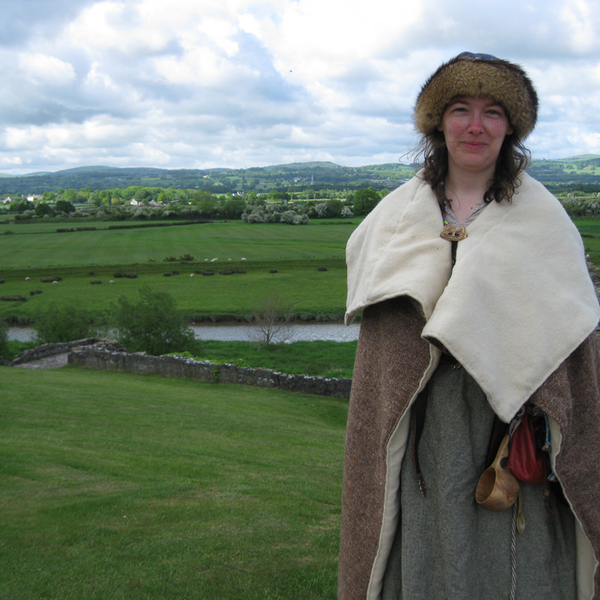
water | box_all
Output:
[8,322,360,344]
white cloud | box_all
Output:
[68,1,169,54]
[560,0,599,54]
[0,0,598,174]
[19,53,76,87]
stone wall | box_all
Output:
[67,342,352,399]
[11,338,125,365]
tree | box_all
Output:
[55,199,75,214]
[247,292,292,345]
[34,202,55,217]
[220,196,246,219]
[62,189,77,204]
[111,286,195,355]
[35,303,99,344]
[353,187,381,216]
[326,199,343,218]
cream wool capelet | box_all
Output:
[345,171,600,424]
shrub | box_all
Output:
[34,303,99,344]
[354,187,381,216]
[110,286,195,356]
[0,320,8,359]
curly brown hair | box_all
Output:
[416,128,531,207]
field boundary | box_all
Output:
[7,339,352,398]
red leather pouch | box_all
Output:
[507,412,547,485]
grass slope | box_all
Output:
[0,366,347,599]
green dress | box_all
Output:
[381,361,577,600]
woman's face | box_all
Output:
[438,95,513,177]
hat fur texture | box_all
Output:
[414,52,538,141]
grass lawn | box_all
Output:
[0,365,347,599]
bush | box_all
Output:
[35,303,99,344]
[110,286,195,356]
[354,187,381,216]
[0,320,8,359]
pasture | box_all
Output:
[0,220,357,322]
[3,216,600,324]
[573,218,600,265]
[0,366,347,599]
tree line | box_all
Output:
[3,186,386,223]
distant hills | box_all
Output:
[1,156,600,195]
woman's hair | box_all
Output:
[416,125,531,206]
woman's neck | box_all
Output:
[444,170,492,223]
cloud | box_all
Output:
[0,0,598,174]
[19,53,77,87]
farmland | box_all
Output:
[3,203,600,326]
[0,219,356,323]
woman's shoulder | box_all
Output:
[366,172,430,218]
[348,174,429,244]
[514,172,573,221]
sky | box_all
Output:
[1,0,600,175]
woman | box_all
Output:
[338,53,600,600]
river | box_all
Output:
[8,322,360,344]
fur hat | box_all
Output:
[414,52,538,141]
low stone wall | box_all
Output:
[67,344,352,399]
[11,338,125,365]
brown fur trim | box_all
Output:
[414,52,538,141]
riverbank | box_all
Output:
[8,321,361,344]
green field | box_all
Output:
[0,220,358,322]
[2,216,600,324]
[0,366,346,599]
[0,220,357,268]
[573,218,600,265]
